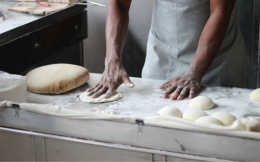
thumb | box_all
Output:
[123,75,134,88]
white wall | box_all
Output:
[83,0,154,77]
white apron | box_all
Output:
[142,0,247,88]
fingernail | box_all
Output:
[127,83,134,87]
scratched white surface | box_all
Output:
[0,2,41,34]
[27,73,260,119]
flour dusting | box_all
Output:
[27,74,260,118]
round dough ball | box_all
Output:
[195,116,222,125]
[26,64,89,94]
[158,105,182,118]
[250,88,260,101]
[182,109,208,122]
[211,112,236,126]
[189,96,214,110]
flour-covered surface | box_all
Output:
[27,73,260,118]
[0,2,41,34]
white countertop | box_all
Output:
[0,2,42,34]
[27,73,260,118]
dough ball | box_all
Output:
[195,116,222,125]
[211,112,237,126]
[250,88,260,101]
[189,96,214,110]
[80,91,122,103]
[158,105,182,118]
[26,64,89,94]
[182,109,208,122]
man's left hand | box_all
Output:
[158,74,201,100]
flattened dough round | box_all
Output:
[250,88,260,101]
[158,105,182,118]
[80,91,122,103]
[182,109,208,122]
[195,116,222,125]
[26,64,89,94]
[211,112,237,126]
[189,96,214,110]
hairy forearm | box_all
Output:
[86,0,133,98]
[187,1,235,80]
[105,0,131,63]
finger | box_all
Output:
[177,87,189,100]
[159,81,171,89]
[92,87,108,98]
[123,75,134,88]
[170,87,182,100]
[87,85,103,96]
[189,87,196,99]
[86,83,99,92]
[104,88,115,98]
[163,86,177,98]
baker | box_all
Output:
[87,0,247,100]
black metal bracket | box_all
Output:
[136,118,144,125]
[12,103,20,108]
[12,103,20,117]
[136,118,144,135]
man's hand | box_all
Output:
[86,60,134,98]
[86,0,132,98]
[159,0,236,101]
[159,74,201,100]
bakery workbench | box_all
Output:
[1,73,260,161]
[27,73,260,118]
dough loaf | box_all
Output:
[189,96,214,110]
[157,105,182,118]
[211,112,237,126]
[80,91,122,103]
[26,64,89,94]
[182,109,207,122]
[250,88,260,101]
[195,116,222,125]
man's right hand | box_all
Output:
[86,0,133,98]
[86,59,134,98]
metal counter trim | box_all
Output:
[0,126,235,162]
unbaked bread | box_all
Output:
[250,88,260,101]
[80,91,122,103]
[211,112,237,126]
[26,64,89,94]
[157,105,182,118]
[195,116,222,125]
[189,96,214,110]
[182,109,208,122]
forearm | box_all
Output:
[86,0,133,98]
[187,0,235,80]
[105,0,131,63]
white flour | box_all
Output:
[27,73,260,118]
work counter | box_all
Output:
[1,73,260,161]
